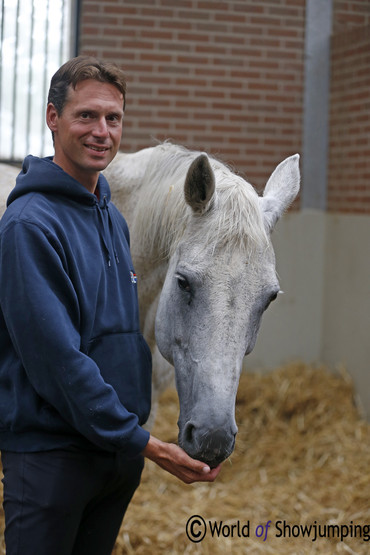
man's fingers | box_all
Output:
[143,435,222,484]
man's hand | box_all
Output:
[142,435,222,484]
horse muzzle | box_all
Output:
[178,419,238,468]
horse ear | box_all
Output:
[259,154,300,231]
[184,154,215,213]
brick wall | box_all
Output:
[78,0,370,214]
[328,1,370,213]
[79,0,305,194]
[332,0,370,32]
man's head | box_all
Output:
[48,56,127,116]
[46,56,126,192]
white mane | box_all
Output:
[134,143,268,259]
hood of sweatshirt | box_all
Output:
[8,155,118,267]
[8,155,111,208]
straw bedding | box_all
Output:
[1,362,369,554]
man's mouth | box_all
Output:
[86,145,109,152]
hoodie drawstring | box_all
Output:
[105,200,120,265]
[95,196,119,267]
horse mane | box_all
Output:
[134,142,268,259]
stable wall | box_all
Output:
[247,210,370,418]
[79,0,305,196]
[322,213,370,416]
[247,210,326,369]
[328,23,370,213]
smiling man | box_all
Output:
[0,56,220,555]
[47,77,124,192]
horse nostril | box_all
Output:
[184,422,195,444]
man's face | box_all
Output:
[46,79,124,191]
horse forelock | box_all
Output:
[134,143,268,260]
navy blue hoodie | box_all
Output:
[0,156,151,456]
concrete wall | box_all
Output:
[322,213,370,415]
[247,210,370,417]
[247,210,326,368]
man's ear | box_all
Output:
[46,103,58,133]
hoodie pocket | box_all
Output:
[87,332,152,425]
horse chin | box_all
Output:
[180,440,235,469]
[197,448,234,469]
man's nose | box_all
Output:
[93,117,109,137]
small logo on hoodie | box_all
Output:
[130,271,137,284]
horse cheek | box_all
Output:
[154,281,181,366]
[154,305,173,365]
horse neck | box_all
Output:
[104,147,156,229]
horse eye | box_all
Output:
[265,291,278,309]
[177,275,191,293]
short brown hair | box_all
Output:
[47,56,127,115]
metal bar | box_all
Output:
[10,0,21,159]
[26,0,35,155]
[301,0,333,211]
[70,0,81,57]
[60,0,65,65]
[40,0,50,156]
[0,0,5,154]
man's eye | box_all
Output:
[107,114,122,124]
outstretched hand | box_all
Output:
[142,435,222,484]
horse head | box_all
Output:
[153,149,300,467]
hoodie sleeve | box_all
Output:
[0,218,149,456]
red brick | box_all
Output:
[77,0,311,210]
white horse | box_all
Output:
[0,143,300,467]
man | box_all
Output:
[0,56,220,555]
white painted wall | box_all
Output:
[246,210,370,418]
[322,214,370,416]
